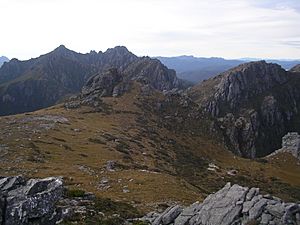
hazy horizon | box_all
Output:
[1,0,300,60]
[2,45,300,62]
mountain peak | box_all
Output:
[104,46,132,56]
[226,60,278,73]
[0,56,9,67]
[52,44,71,54]
[191,61,288,117]
[190,61,295,158]
[56,44,67,49]
[43,45,80,61]
[209,61,287,111]
[0,56,9,61]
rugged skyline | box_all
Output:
[1,0,300,60]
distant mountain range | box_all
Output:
[0,45,186,116]
[0,56,9,67]
[157,56,300,83]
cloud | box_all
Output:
[0,0,300,59]
[280,40,300,48]
[251,0,300,12]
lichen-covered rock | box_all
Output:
[269,132,300,160]
[174,202,202,225]
[82,68,125,98]
[281,132,300,159]
[0,176,63,225]
[152,205,183,225]
[142,183,300,225]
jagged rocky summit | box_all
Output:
[0,45,140,116]
[190,61,300,158]
[65,57,187,109]
[0,45,186,116]
[141,183,300,225]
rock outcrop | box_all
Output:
[82,68,125,98]
[65,57,188,109]
[0,176,63,225]
[190,61,300,158]
[123,57,184,91]
[270,132,300,160]
[142,183,300,225]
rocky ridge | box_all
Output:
[0,46,187,116]
[190,61,300,158]
[142,183,300,225]
[64,57,186,109]
[0,46,138,116]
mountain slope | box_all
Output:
[1,80,300,210]
[189,61,300,158]
[0,46,188,116]
[0,46,139,116]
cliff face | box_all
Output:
[0,46,138,116]
[190,61,300,158]
[81,68,125,99]
[65,57,187,110]
[123,57,184,91]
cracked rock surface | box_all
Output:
[0,176,63,225]
[142,183,300,225]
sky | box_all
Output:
[0,0,300,60]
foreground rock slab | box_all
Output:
[141,183,300,225]
[0,176,63,225]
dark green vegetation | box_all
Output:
[62,195,146,225]
[65,189,86,198]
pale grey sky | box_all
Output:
[0,0,300,60]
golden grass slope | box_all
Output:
[0,84,299,210]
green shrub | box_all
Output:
[65,189,85,198]
[94,198,142,219]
